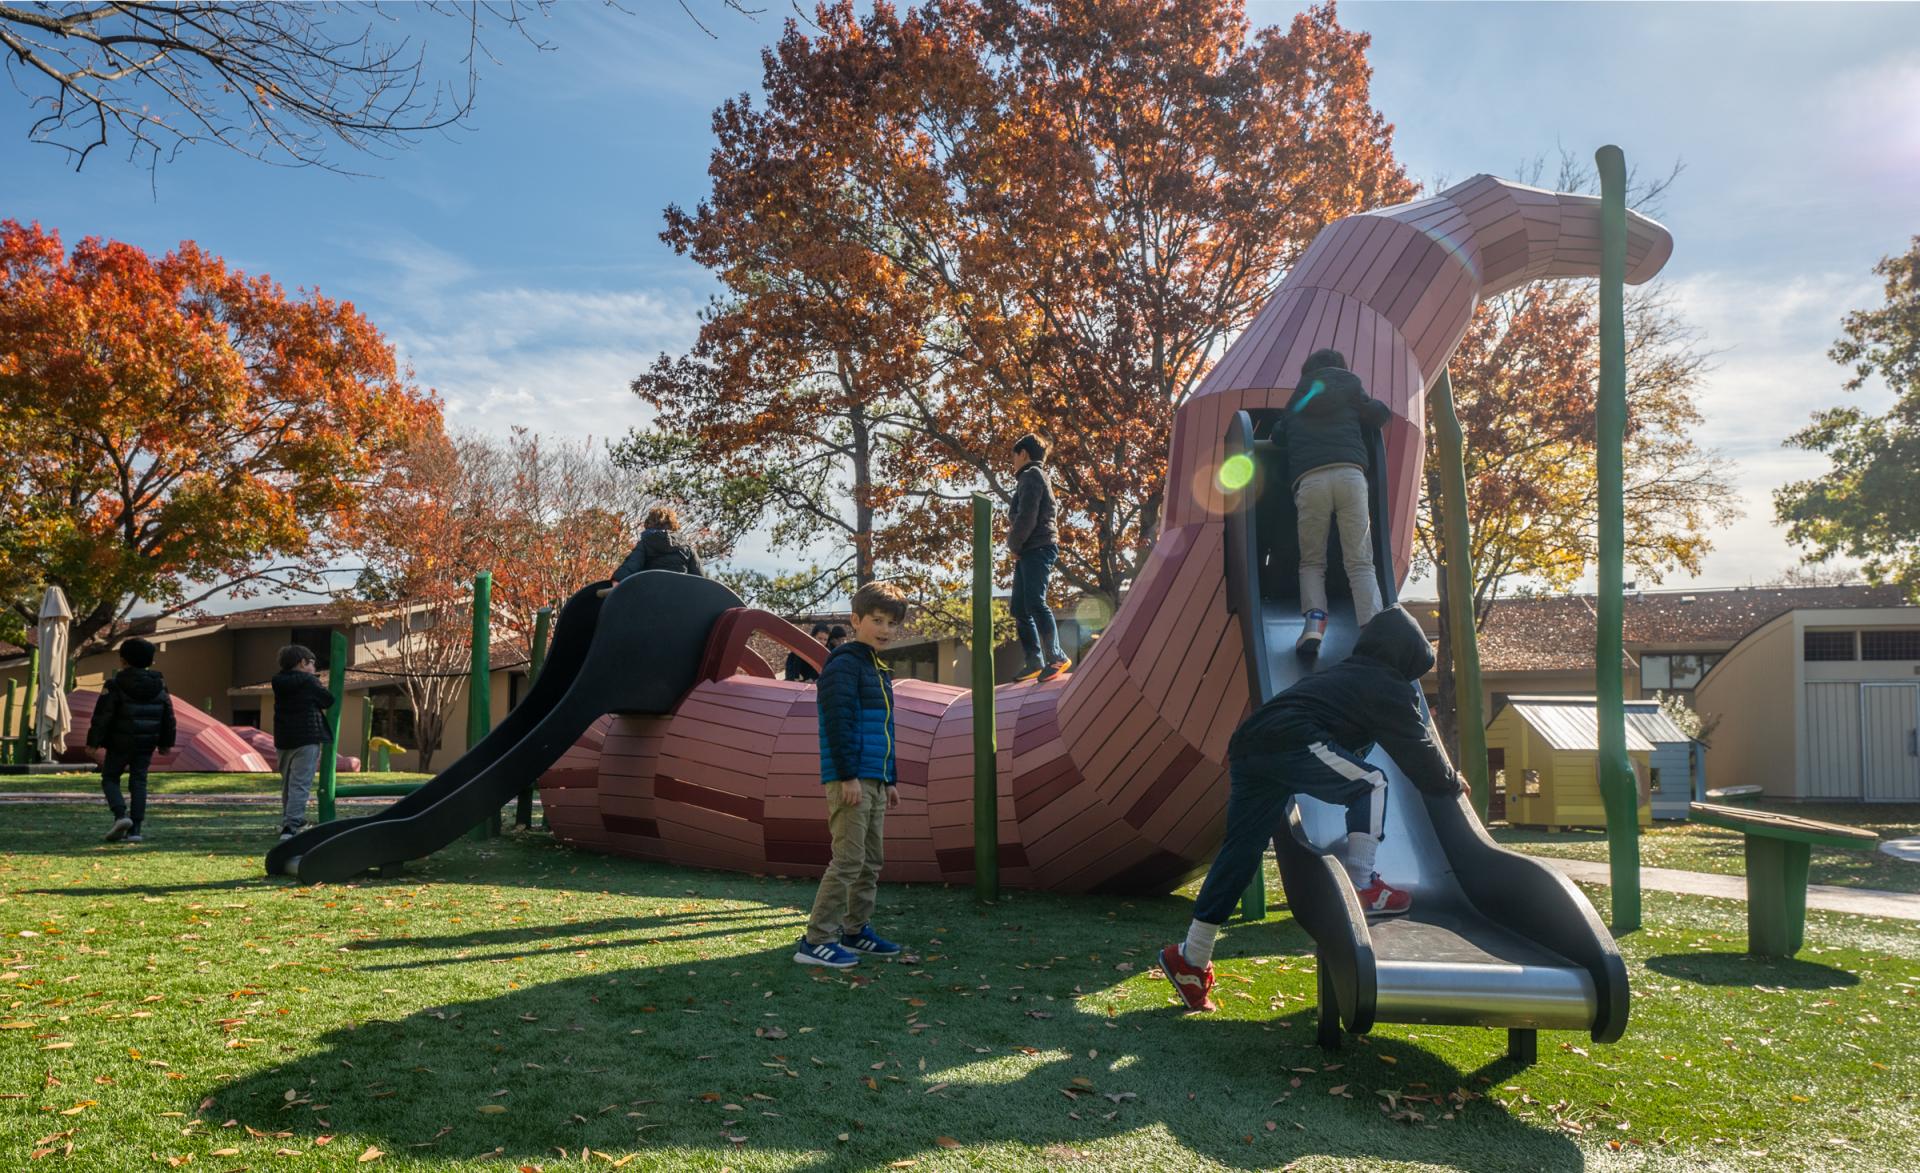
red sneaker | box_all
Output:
[1354,873,1412,917]
[1159,943,1217,1012]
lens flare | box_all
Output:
[1217,452,1255,492]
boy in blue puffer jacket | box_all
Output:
[797,581,911,968]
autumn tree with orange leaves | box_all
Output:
[0,219,441,649]
[636,0,1412,613]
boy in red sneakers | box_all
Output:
[1161,605,1464,1010]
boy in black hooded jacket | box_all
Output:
[1282,347,1391,657]
[86,637,175,843]
[1160,606,1463,1011]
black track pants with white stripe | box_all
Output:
[1191,741,1386,925]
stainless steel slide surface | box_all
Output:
[264,572,742,884]
[1222,411,1627,1049]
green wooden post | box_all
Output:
[3,678,15,765]
[516,604,551,829]
[1596,144,1641,932]
[468,572,498,838]
[317,630,347,823]
[971,494,999,904]
[1434,369,1490,822]
[1241,858,1266,921]
[1744,837,1811,957]
[359,695,373,769]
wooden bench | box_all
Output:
[1688,802,1880,956]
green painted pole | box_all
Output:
[468,572,497,838]
[3,678,16,765]
[359,695,373,768]
[317,630,347,823]
[1596,144,1641,932]
[1434,369,1490,822]
[971,494,999,904]
[516,604,552,829]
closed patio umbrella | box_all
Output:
[34,587,72,762]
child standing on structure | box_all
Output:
[1160,606,1463,1010]
[1007,434,1071,682]
[796,582,910,968]
[272,644,335,841]
[1284,348,1390,657]
[86,637,175,843]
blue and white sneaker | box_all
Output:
[794,937,860,968]
[842,924,903,958]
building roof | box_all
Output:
[226,642,532,696]
[1416,584,1913,673]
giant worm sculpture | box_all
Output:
[535,175,1674,893]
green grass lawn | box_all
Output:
[1493,804,1920,895]
[0,771,433,797]
[4,802,1918,1171]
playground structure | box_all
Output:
[269,169,1674,1059]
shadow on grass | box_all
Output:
[201,908,1583,1171]
[1643,951,1859,989]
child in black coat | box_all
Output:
[86,637,176,843]
[1159,606,1463,1010]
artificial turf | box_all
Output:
[3,801,1917,1171]
[1493,803,1920,895]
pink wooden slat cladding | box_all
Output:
[533,174,1673,894]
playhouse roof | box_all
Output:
[1499,696,1657,753]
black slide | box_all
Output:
[1222,410,1627,1063]
[265,572,742,884]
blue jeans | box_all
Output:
[1010,544,1063,669]
[1190,742,1387,925]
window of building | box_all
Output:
[370,701,416,746]
[1861,629,1920,661]
[231,707,261,730]
[1803,630,1857,662]
[1640,653,1722,691]
[1522,768,1541,797]
[290,626,337,669]
[1649,766,1662,794]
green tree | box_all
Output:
[1775,237,1920,599]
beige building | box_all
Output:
[1694,607,1920,802]
[0,601,529,773]
[1404,584,1911,712]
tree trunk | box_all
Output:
[1426,465,1463,764]
[848,392,875,586]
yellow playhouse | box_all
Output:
[1486,696,1655,830]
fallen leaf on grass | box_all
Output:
[210,1149,239,1158]
[358,1147,384,1163]
[478,1104,508,1114]
[935,1136,961,1148]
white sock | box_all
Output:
[1181,920,1220,967]
[1344,832,1379,885]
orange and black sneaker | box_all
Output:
[1038,656,1073,682]
[1014,662,1045,682]
[1159,943,1217,1012]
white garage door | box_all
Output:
[1862,683,1920,802]
[1804,682,1862,799]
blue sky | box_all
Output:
[5,1,1917,597]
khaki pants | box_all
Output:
[805,779,887,945]
[1295,463,1383,626]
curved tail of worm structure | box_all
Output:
[534,176,1674,893]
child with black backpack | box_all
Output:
[86,637,175,843]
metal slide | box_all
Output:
[1222,411,1627,1063]
[264,572,742,884]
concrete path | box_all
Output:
[1541,856,1920,922]
[0,792,391,805]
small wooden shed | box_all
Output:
[1623,699,1705,820]
[1487,696,1655,830]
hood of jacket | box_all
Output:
[113,666,167,702]
[1350,605,1433,682]
[1288,366,1366,417]
[640,528,681,554]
